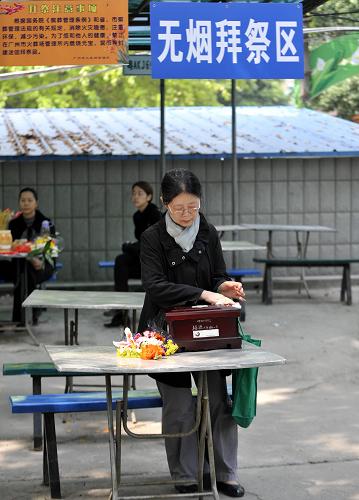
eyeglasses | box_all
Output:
[168,202,201,216]
[131,191,148,198]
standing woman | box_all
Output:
[105,181,161,327]
[138,169,245,497]
[8,187,55,324]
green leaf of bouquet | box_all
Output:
[43,240,52,253]
[27,248,42,259]
[44,253,54,268]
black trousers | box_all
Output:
[114,252,141,292]
[0,259,54,323]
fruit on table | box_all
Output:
[12,240,32,253]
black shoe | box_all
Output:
[104,312,124,328]
[174,484,198,494]
[217,481,245,498]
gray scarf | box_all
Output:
[165,211,200,252]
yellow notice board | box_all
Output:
[0,0,128,65]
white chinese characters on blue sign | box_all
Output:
[151,2,304,79]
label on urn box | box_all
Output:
[193,328,220,339]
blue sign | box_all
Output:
[151,2,304,79]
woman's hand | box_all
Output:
[200,290,235,306]
[217,280,245,301]
[30,257,43,271]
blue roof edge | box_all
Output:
[1,151,358,162]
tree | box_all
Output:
[0,66,289,109]
[310,76,359,120]
[301,0,359,118]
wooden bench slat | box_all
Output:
[3,362,98,377]
[10,389,164,413]
[98,260,115,268]
[254,258,359,266]
[10,386,232,414]
[3,362,57,376]
[228,268,261,277]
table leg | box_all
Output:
[297,231,311,298]
[197,373,206,494]
[302,231,310,258]
[32,375,43,450]
[117,372,218,499]
[341,264,352,305]
[43,413,61,499]
[267,230,273,258]
[16,260,40,345]
[64,309,69,345]
[24,305,40,346]
[63,309,75,393]
[20,259,27,325]
[115,400,122,486]
[262,265,273,305]
[70,309,79,345]
[106,374,118,500]
[74,309,79,345]
[203,373,219,500]
[131,309,137,395]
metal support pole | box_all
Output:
[231,80,239,268]
[106,374,118,500]
[231,79,239,226]
[160,79,166,179]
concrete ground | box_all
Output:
[0,283,358,500]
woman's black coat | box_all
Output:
[9,209,55,241]
[138,213,231,388]
[121,203,161,258]
[7,210,56,322]
[133,202,161,241]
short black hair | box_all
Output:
[19,187,38,201]
[161,169,201,205]
[132,181,154,201]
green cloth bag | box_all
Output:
[231,324,262,428]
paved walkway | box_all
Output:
[0,285,358,500]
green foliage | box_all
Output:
[311,75,359,118]
[306,0,359,41]
[232,80,290,106]
[0,63,289,109]
[298,0,359,117]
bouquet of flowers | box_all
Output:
[26,234,63,268]
[113,327,179,360]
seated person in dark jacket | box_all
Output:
[104,181,161,327]
[0,187,55,324]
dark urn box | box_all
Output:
[165,305,242,352]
